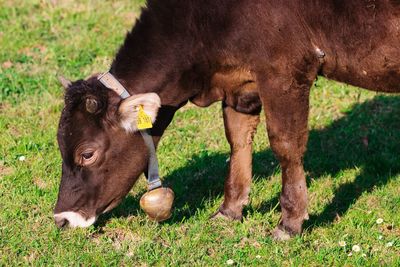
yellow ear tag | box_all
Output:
[137,105,153,130]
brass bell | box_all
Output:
[140,187,174,222]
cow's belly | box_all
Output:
[323,43,400,94]
[190,66,262,114]
[321,17,400,93]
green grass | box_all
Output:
[1,0,399,265]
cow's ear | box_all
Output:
[118,93,161,133]
[58,75,72,89]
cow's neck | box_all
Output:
[109,3,210,108]
[107,1,262,138]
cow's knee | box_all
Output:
[215,104,260,220]
[258,70,313,239]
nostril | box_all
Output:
[54,217,68,228]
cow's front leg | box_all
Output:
[258,69,315,240]
[212,103,260,220]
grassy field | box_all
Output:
[1,0,400,265]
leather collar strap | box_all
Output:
[98,72,162,190]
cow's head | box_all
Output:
[53,75,161,228]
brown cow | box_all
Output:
[54,0,400,240]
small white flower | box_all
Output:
[19,156,26,161]
[348,252,353,257]
[376,218,384,224]
[386,242,393,247]
[338,241,346,247]
[226,259,234,265]
[352,245,361,252]
[255,255,262,259]
[378,235,383,240]
[362,253,367,257]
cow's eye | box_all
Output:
[79,150,97,166]
[82,152,93,159]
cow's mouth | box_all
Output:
[53,198,124,229]
[54,211,97,228]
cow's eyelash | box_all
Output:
[78,150,98,167]
[82,152,94,159]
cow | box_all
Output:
[54,0,400,240]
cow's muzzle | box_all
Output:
[54,212,96,228]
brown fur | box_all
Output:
[212,104,260,220]
[56,0,400,238]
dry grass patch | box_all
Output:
[0,163,13,178]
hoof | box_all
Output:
[210,211,230,220]
[272,227,292,241]
[210,209,242,221]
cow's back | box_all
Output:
[216,0,400,93]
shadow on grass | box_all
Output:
[98,95,400,231]
[303,95,400,228]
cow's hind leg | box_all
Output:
[258,61,318,240]
[212,103,260,220]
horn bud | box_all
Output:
[140,187,174,222]
[85,97,99,114]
